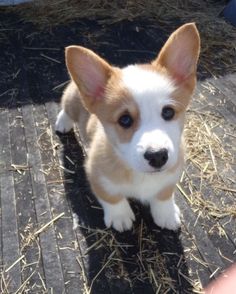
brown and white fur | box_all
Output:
[55,23,200,232]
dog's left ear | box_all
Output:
[153,23,200,84]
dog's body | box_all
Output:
[55,23,200,232]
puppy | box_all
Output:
[55,23,200,232]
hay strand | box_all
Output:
[34,212,65,235]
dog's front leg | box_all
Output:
[91,183,135,232]
[55,109,74,133]
[149,185,181,231]
[99,198,135,232]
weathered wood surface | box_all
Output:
[0,11,235,294]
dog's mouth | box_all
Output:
[145,162,175,174]
[145,167,164,174]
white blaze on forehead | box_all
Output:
[121,65,175,105]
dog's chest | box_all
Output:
[100,169,180,202]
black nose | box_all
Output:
[144,148,168,169]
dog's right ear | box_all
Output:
[65,46,113,112]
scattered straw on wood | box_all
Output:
[178,108,236,222]
[0,213,64,294]
[10,164,30,174]
[74,224,204,293]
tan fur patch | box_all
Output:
[94,69,140,143]
[157,184,176,201]
[91,181,124,204]
[61,81,98,145]
[85,133,134,202]
[86,128,133,187]
[61,82,81,121]
[172,77,196,108]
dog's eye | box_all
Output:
[162,106,175,121]
[118,114,133,129]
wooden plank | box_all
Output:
[183,160,236,252]
[196,81,236,124]
[179,225,212,288]
[176,193,225,274]
[6,30,49,291]
[8,106,46,290]
[21,104,65,293]
[224,73,236,96]
[186,81,236,255]
[22,29,86,289]
[0,129,2,279]
[34,102,83,293]
[209,76,236,108]
[0,109,21,292]
[178,164,235,269]
[207,79,236,121]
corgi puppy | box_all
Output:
[55,23,200,232]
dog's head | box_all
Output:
[66,23,200,173]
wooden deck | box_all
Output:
[0,11,235,294]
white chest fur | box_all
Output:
[99,166,181,203]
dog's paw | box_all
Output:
[150,198,181,231]
[55,110,73,133]
[101,199,135,232]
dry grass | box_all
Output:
[6,0,236,77]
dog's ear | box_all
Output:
[153,23,200,84]
[66,46,113,112]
